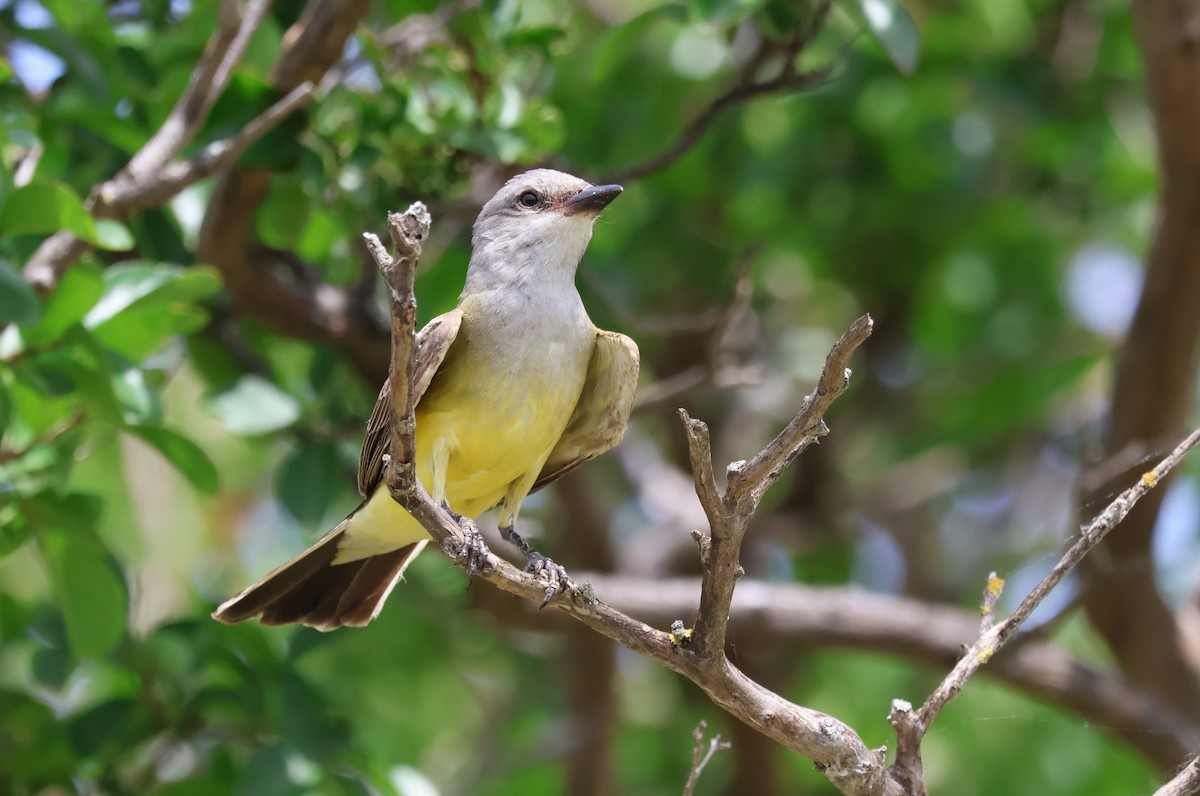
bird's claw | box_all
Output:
[525,553,575,609]
[442,510,490,578]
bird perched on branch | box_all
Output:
[214,169,639,630]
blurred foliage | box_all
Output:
[0,0,1183,793]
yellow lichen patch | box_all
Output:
[977,646,995,664]
[1141,471,1159,489]
[669,627,693,646]
[980,575,1005,615]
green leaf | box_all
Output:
[22,262,103,346]
[31,645,72,688]
[8,367,75,435]
[112,365,160,423]
[0,377,10,437]
[237,746,292,796]
[277,441,340,525]
[39,523,128,659]
[0,258,41,327]
[67,699,136,756]
[851,0,920,75]
[93,303,211,362]
[34,351,124,423]
[205,375,301,436]
[0,508,32,558]
[125,425,219,494]
[504,25,567,53]
[93,219,135,251]
[83,263,221,360]
[0,181,99,244]
[690,0,767,25]
[84,262,221,329]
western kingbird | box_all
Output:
[213,169,639,630]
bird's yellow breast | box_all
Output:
[416,336,587,513]
[336,304,593,564]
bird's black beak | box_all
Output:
[563,184,623,215]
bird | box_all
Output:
[213,169,639,631]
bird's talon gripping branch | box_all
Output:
[526,553,575,609]
[452,515,490,578]
[499,522,574,607]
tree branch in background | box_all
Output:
[604,6,836,184]
[1079,0,1200,718]
[890,427,1200,793]
[22,0,299,292]
[365,204,900,796]
[125,0,271,181]
[546,574,1196,771]
[102,83,315,211]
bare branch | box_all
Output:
[891,426,1200,788]
[195,0,380,380]
[1156,757,1200,796]
[367,205,429,496]
[683,314,871,663]
[683,721,731,796]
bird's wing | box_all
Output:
[357,309,463,497]
[533,329,640,492]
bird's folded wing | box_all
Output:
[356,309,463,497]
[533,329,640,492]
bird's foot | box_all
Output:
[525,553,575,609]
[442,503,490,578]
[499,523,574,608]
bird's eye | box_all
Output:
[518,191,540,208]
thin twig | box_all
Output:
[979,572,1004,634]
[725,314,872,508]
[682,720,731,795]
[890,426,1200,791]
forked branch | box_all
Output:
[363,204,898,796]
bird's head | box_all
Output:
[468,169,623,287]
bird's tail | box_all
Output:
[212,517,427,631]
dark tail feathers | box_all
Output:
[213,529,425,631]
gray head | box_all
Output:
[467,169,623,288]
